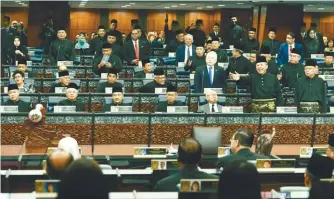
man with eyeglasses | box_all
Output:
[277,32,304,66]
[139,68,171,93]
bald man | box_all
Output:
[154,138,218,191]
[46,151,74,179]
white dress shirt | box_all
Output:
[209,103,219,113]
[184,45,193,62]
[288,43,295,62]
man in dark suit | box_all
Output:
[175,34,196,65]
[277,32,304,66]
[227,16,244,47]
[155,138,218,191]
[211,37,228,63]
[194,51,226,93]
[156,85,183,112]
[58,83,85,112]
[96,68,123,93]
[49,27,75,65]
[123,29,150,66]
[107,19,122,46]
[1,16,18,64]
[217,128,268,168]
[165,29,184,54]
[103,86,128,112]
[164,17,180,45]
[134,59,153,78]
[209,23,223,42]
[89,25,106,55]
[96,31,123,59]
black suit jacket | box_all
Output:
[124,40,151,64]
[194,65,226,93]
[154,165,218,192]
[216,148,268,168]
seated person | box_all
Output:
[216,128,268,168]
[12,70,35,93]
[327,133,334,160]
[139,68,171,93]
[49,70,72,93]
[96,68,123,93]
[2,84,31,112]
[75,32,90,50]
[58,83,85,111]
[46,151,74,179]
[134,59,152,78]
[304,153,333,187]
[211,36,228,63]
[156,84,183,112]
[197,89,223,113]
[318,51,333,68]
[154,138,218,191]
[7,36,29,65]
[17,58,33,78]
[92,42,122,76]
[103,86,128,112]
[184,45,206,73]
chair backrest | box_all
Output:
[328,96,334,106]
[2,96,31,103]
[192,127,222,155]
[158,95,187,105]
[199,96,227,106]
[48,96,67,112]
[255,133,275,156]
[55,79,81,87]
[104,97,133,105]
[98,79,124,85]
[9,78,34,85]
[143,79,152,85]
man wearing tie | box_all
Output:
[194,51,226,93]
[124,29,150,65]
[197,89,223,113]
[209,23,222,41]
[277,32,304,66]
[175,34,196,65]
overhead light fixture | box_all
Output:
[237,3,244,5]
[121,5,126,8]
[164,7,170,9]
[218,5,225,7]
[307,5,314,6]
[197,7,203,9]
[82,0,89,1]
[19,2,24,4]
[15,0,21,2]
[318,7,325,10]
[129,3,135,5]
[180,4,186,6]
[125,5,131,7]
[172,5,178,7]
[206,6,213,8]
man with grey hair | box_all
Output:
[176,34,196,65]
[194,51,226,93]
[197,89,223,113]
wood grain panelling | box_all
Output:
[258,6,267,45]
[147,11,176,32]
[185,10,222,35]
[70,9,100,41]
[109,10,138,34]
[303,13,312,30]
[1,7,29,28]
[319,13,334,39]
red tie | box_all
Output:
[134,41,139,59]
[289,45,293,53]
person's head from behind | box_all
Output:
[206,89,218,104]
[46,151,74,179]
[58,137,81,160]
[218,159,261,199]
[327,133,334,160]
[308,181,334,199]
[205,51,218,66]
[304,153,334,187]
[177,138,202,167]
[230,128,254,153]
[57,158,108,199]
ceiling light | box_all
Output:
[318,8,324,10]
[121,6,126,8]
[19,2,24,4]
[307,5,314,6]
[197,7,203,9]
[172,5,178,7]
[218,5,225,7]
[82,0,89,1]
[164,7,170,8]
[237,3,244,5]
[206,6,213,8]
[180,4,186,6]
[125,5,131,7]
[129,3,135,5]
[15,0,21,2]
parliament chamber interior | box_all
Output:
[1,0,334,199]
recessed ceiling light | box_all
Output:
[19,2,24,4]
[164,7,170,9]
[318,7,325,10]
[15,0,21,2]
[125,5,131,7]
[218,5,225,7]
[172,5,178,7]
[237,3,244,5]
[307,5,314,6]
[180,4,186,6]
[129,3,135,5]
[197,7,203,9]
[82,0,88,1]
[206,6,213,8]
[121,6,126,8]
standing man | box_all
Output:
[165,29,184,54]
[227,16,244,47]
[260,28,281,56]
[186,19,206,47]
[243,28,259,53]
[49,27,75,65]
[211,37,228,63]
[194,51,226,93]
[277,32,304,66]
[295,59,327,113]
[90,25,106,55]
[184,45,206,73]
[107,19,122,45]
[227,44,252,78]
[176,34,196,65]
[209,23,223,42]
[1,16,18,64]
[123,29,151,66]
[164,16,180,45]
[230,56,283,113]
[92,42,122,76]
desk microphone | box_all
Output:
[201,70,204,93]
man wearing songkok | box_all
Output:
[92,42,122,76]
[17,58,33,78]
[134,59,152,78]
[185,19,206,46]
[295,59,327,113]
[260,28,280,55]
[58,83,85,112]
[90,25,106,54]
[211,36,228,63]
[318,52,333,68]
[230,56,283,113]
[156,84,183,112]
[304,153,333,187]
[103,86,126,112]
[49,70,72,93]
[96,68,123,93]
[184,45,206,73]
[49,27,75,64]
[165,29,184,54]
[243,28,260,53]
[259,46,280,75]
[2,84,31,112]
[139,68,171,93]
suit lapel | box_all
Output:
[205,104,210,113]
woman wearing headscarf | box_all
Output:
[6,36,29,65]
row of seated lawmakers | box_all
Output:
[5,50,332,113]
[45,130,334,197]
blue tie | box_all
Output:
[187,47,190,60]
[208,67,213,87]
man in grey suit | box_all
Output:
[197,89,223,113]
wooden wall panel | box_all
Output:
[147,11,176,32]
[185,11,222,35]
[70,9,100,41]
[319,13,334,39]
[1,7,29,28]
[109,10,138,34]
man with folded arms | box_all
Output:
[230,56,283,113]
[217,128,268,168]
[156,84,183,112]
[58,83,85,112]
[304,153,333,187]
[139,68,171,93]
[295,59,327,113]
[3,84,30,112]
[197,89,223,113]
[96,68,123,93]
[155,138,218,191]
[103,86,126,112]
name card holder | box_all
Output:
[300,147,327,158]
[221,106,243,113]
[57,61,74,67]
[56,72,75,78]
[217,62,228,71]
[180,179,219,192]
[19,88,25,93]
[276,107,297,114]
[151,159,179,170]
[217,147,232,158]
[110,106,133,113]
[229,45,234,50]
[133,147,167,158]
[145,73,154,79]
[167,106,189,113]
[168,52,176,57]
[204,88,223,94]
[101,73,108,79]
[330,107,334,113]
[155,87,167,94]
[35,179,60,193]
[55,87,67,94]
[53,106,76,113]
[256,159,296,169]
[190,73,195,80]
[311,54,324,59]
[0,106,18,113]
[319,75,334,81]
[178,62,185,68]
